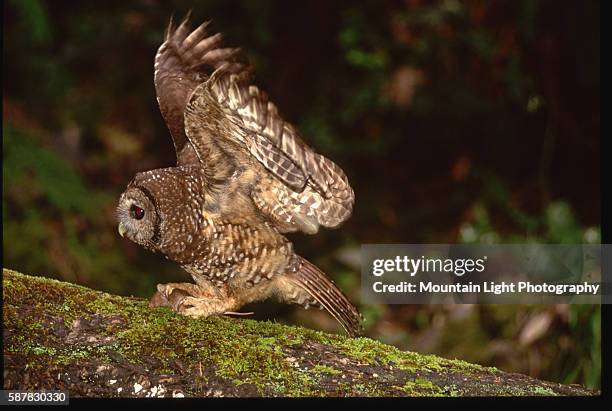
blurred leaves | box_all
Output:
[565,305,601,388]
[11,0,52,45]
[97,124,143,157]
[519,311,553,346]
[4,126,106,214]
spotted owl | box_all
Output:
[116,14,361,336]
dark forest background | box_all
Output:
[3,0,600,388]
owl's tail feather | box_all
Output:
[287,256,363,337]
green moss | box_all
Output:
[308,364,343,376]
[474,382,560,397]
[402,378,446,396]
[325,333,494,376]
[2,269,596,397]
[530,386,558,396]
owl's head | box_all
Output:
[116,183,160,250]
[116,167,205,256]
[117,180,162,250]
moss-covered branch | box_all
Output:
[2,269,597,397]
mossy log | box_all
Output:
[2,269,597,397]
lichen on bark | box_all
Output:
[2,269,598,397]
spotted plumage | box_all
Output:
[116,14,361,336]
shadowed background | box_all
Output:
[3,0,600,388]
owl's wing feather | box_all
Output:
[179,19,354,233]
[207,66,355,233]
[153,14,249,165]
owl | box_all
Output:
[116,14,361,336]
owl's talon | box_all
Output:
[224,311,254,316]
[150,282,204,311]
[172,294,239,318]
[149,290,170,308]
[176,296,213,317]
[149,282,237,318]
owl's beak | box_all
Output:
[118,222,127,238]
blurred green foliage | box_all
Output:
[3,0,600,388]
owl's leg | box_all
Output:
[175,295,239,318]
[149,282,239,318]
[149,282,203,310]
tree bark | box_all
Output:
[2,269,597,397]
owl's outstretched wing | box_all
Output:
[177,19,354,234]
[153,14,248,165]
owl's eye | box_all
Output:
[130,205,145,220]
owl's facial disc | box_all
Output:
[116,187,160,249]
[118,203,145,236]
